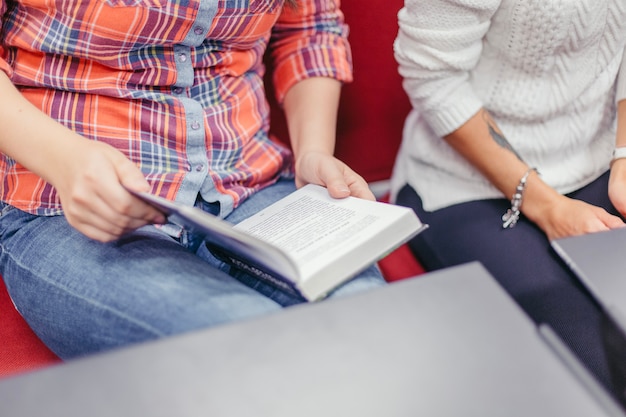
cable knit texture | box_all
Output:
[391,0,626,210]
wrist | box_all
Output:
[519,174,563,227]
[611,147,626,166]
[502,167,538,228]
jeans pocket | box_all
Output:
[0,203,34,242]
[0,201,15,217]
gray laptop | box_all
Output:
[552,228,626,405]
[552,227,626,322]
[0,262,622,417]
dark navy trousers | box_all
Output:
[396,171,618,393]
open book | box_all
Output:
[132,184,427,301]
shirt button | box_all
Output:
[173,87,184,94]
[195,164,204,172]
[191,120,201,130]
[194,26,204,35]
[178,53,188,63]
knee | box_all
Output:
[328,264,386,299]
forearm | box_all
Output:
[615,100,626,148]
[281,76,373,199]
[610,100,626,170]
[608,100,626,217]
[282,76,341,159]
[0,72,162,241]
[444,108,561,225]
[0,72,86,187]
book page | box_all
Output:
[234,185,411,279]
[237,193,377,262]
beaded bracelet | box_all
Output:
[502,167,537,229]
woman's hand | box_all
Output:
[530,192,624,241]
[0,73,165,242]
[294,150,375,201]
[281,78,376,200]
[609,158,626,218]
[49,140,166,242]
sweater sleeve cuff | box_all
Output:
[421,82,484,137]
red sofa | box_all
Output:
[0,0,423,379]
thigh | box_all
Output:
[223,178,299,224]
[395,180,612,302]
[0,205,281,359]
[567,171,619,215]
[398,172,616,299]
[395,181,613,390]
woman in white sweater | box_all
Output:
[392,0,626,391]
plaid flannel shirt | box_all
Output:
[0,0,352,217]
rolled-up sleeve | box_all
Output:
[0,0,12,77]
[394,0,499,137]
[268,0,352,104]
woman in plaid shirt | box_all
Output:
[0,0,385,358]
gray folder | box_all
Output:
[0,262,621,417]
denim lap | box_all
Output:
[0,180,386,359]
[0,210,285,359]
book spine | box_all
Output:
[207,245,304,300]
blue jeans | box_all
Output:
[0,179,385,359]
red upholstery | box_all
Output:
[0,279,61,378]
[0,0,423,379]
[268,1,411,184]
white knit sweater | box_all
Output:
[391,0,626,211]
